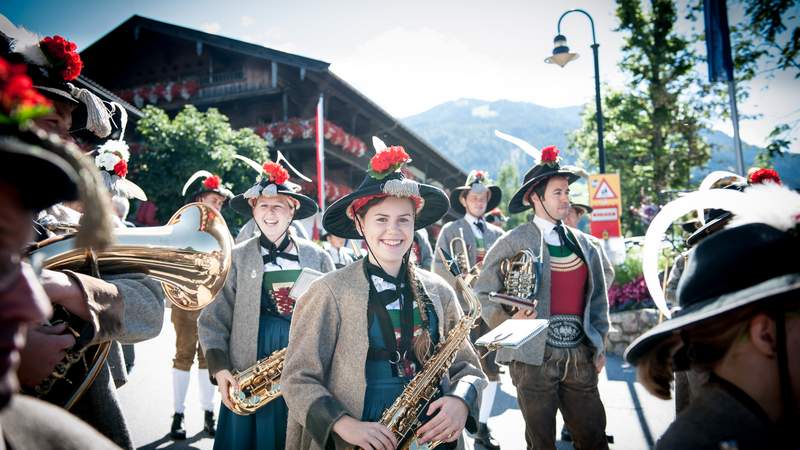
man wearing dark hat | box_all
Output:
[484,207,509,230]
[433,169,504,450]
[167,170,234,440]
[475,146,612,450]
[625,181,799,450]
[0,57,120,448]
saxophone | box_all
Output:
[355,248,480,450]
[228,347,287,415]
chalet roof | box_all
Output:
[82,15,466,186]
[83,15,330,73]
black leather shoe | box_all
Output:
[170,413,186,440]
[474,422,501,450]
[204,410,216,437]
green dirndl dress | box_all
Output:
[214,269,301,450]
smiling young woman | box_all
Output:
[198,160,334,450]
[281,140,487,450]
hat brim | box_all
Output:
[189,187,234,204]
[323,182,450,239]
[508,170,580,214]
[624,274,800,366]
[230,189,318,220]
[686,212,732,247]
[0,136,79,210]
[35,85,79,105]
[449,185,502,216]
[571,203,593,214]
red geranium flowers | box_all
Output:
[203,175,222,190]
[540,145,559,165]
[39,35,83,81]
[0,57,52,124]
[263,161,289,185]
[368,146,411,180]
[748,168,781,185]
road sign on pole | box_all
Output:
[588,173,622,239]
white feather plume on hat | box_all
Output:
[726,182,800,232]
[0,14,47,66]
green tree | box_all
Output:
[133,105,269,226]
[495,161,527,229]
[570,0,711,235]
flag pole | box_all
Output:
[315,93,326,211]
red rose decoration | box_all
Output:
[540,145,559,164]
[748,168,781,185]
[368,146,410,179]
[39,35,83,81]
[203,175,221,190]
[263,162,289,185]
[113,159,128,178]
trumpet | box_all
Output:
[26,203,233,408]
[449,228,480,286]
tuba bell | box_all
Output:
[31,202,233,310]
[26,202,233,408]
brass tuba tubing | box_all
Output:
[30,202,233,311]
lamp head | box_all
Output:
[545,34,579,67]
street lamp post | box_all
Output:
[545,9,606,174]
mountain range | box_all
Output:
[402,98,799,188]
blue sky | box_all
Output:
[4,0,798,151]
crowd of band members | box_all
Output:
[2,15,799,450]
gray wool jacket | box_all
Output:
[282,259,487,450]
[433,217,504,311]
[198,235,334,376]
[66,273,165,450]
[474,220,612,366]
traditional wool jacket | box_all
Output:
[282,259,487,450]
[198,235,334,375]
[474,220,612,366]
[433,217,504,310]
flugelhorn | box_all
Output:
[449,228,479,286]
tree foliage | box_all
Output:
[495,161,527,229]
[571,0,711,234]
[132,105,269,226]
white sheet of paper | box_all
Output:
[475,319,549,350]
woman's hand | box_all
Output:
[332,415,397,450]
[39,269,90,320]
[416,396,468,444]
[214,369,238,411]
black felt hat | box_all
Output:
[181,170,234,203]
[323,171,449,239]
[0,125,79,211]
[625,222,800,366]
[449,169,502,216]
[508,146,579,214]
[229,161,318,220]
[686,182,748,247]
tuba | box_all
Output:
[26,202,233,408]
[228,347,286,415]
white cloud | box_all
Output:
[201,22,221,34]
[241,16,255,27]
[471,104,498,118]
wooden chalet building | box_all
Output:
[80,15,465,231]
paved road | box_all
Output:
[119,308,675,449]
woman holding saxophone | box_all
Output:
[282,139,486,450]
[198,160,333,449]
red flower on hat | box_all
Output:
[203,175,221,190]
[368,146,411,180]
[113,159,128,178]
[748,168,781,185]
[540,146,560,165]
[39,35,83,81]
[0,57,52,123]
[263,161,289,185]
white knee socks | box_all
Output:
[479,381,498,423]
[172,368,191,414]
[198,368,216,412]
